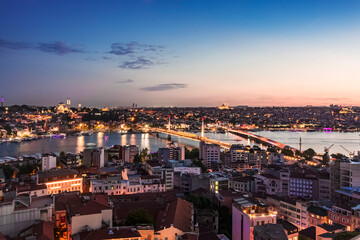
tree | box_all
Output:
[190,194,211,209]
[185,147,199,160]
[303,148,316,160]
[192,159,207,173]
[331,153,346,160]
[60,151,66,158]
[125,209,154,225]
[18,164,38,175]
[133,154,141,163]
[0,164,14,179]
[140,148,149,162]
[281,148,294,157]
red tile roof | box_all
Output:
[32,221,54,240]
[156,198,193,232]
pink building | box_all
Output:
[232,197,277,240]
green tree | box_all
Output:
[281,148,294,157]
[140,148,149,162]
[125,209,154,225]
[331,153,346,160]
[193,159,207,173]
[267,147,278,153]
[190,194,211,209]
[0,164,14,179]
[134,154,141,163]
[185,147,199,160]
[60,151,66,158]
[18,164,38,175]
[303,148,316,160]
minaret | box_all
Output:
[201,117,204,138]
[168,115,171,131]
[299,137,302,152]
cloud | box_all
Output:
[0,38,84,55]
[0,39,32,50]
[37,41,84,55]
[118,57,154,69]
[109,41,165,56]
[115,79,134,84]
[141,83,187,91]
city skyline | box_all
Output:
[1,0,360,107]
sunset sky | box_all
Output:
[1,0,360,107]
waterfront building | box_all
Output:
[119,145,139,163]
[37,169,83,194]
[199,141,221,169]
[83,147,105,168]
[232,197,277,240]
[41,153,57,171]
[158,143,185,162]
[60,152,81,167]
[225,144,267,170]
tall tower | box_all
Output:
[0,96,3,107]
[201,117,204,138]
[299,137,302,152]
[168,115,171,131]
[78,103,81,110]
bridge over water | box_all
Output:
[149,127,296,151]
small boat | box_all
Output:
[9,138,22,143]
[82,132,93,136]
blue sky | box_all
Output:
[1,0,360,107]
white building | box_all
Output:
[199,141,221,169]
[90,175,166,195]
[268,196,310,230]
[0,196,54,237]
[340,161,360,188]
[41,154,57,171]
[37,169,83,194]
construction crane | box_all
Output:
[340,145,355,159]
[324,144,334,154]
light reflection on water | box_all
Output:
[0,131,359,157]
